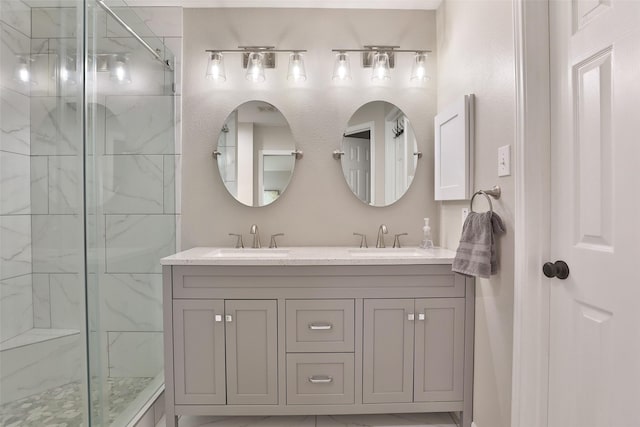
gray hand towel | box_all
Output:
[452,211,505,279]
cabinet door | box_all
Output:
[414,298,465,402]
[225,300,278,405]
[173,299,226,405]
[363,299,414,403]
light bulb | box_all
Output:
[206,52,226,81]
[109,55,131,84]
[332,52,351,81]
[410,52,429,82]
[14,58,30,84]
[371,52,390,81]
[245,52,265,83]
[287,52,306,82]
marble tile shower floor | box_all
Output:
[164,413,457,427]
[1,377,153,427]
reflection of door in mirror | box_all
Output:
[259,151,295,205]
[384,109,416,205]
[342,122,374,204]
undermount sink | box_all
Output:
[347,248,427,257]
[204,248,291,258]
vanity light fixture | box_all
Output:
[332,52,351,80]
[204,46,308,83]
[410,52,429,82]
[371,51,391,81]
[13,57,32,84]
[206,51,226,81]
[331,46,431,82]
[246,52,265,82]
[109,54,131,84]
[287,51,306,82]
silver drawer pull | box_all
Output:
[308,323,333,331]
[308,375,333,384]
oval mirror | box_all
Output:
[216,101,296,207]
[340,101,419,206]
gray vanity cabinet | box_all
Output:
[163,263,474,427]
[171,299,278,406]
[172,299,226,405]
[225,299,278,405]
[362,298,465,404]
[363,299,415,403]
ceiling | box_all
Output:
[122,0,442,9]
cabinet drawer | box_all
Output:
[286,353,354,405]
[286,299,354,352]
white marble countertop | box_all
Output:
[161,246,456,266]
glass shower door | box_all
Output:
[84,0,177,424]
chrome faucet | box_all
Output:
[250,224,261,248]
[376,224,388,248]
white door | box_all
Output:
[548,1,640,427]
[342,136,371,203]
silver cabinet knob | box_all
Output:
[418,313,425,321]
[407,313,415,321]
[225,314,233,322]
[215,314,223,322]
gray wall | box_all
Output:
[182,8,438,248]
[436,1,516,427]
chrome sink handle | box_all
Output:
[353,232,368,248]
[269,233,284,248]
[376,224,388,248]
[250,224,261,248]
[228,233,244,248]
[393,233,408,248]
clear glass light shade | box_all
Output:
[109,55,131,84]
[57,56,77,84]
[332,52,351,81]
[287,52,306,81]
[371,52,391,81]
[206,52,226,81]
[246,52,265,83]
[410,52,429,82]
[13,57,31,84]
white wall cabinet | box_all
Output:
[163,264,474,427]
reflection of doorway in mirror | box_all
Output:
[384,110,414,205]
[258,150,295,205]
[343,121,374,204]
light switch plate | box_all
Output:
[462,207,469,225]
[498,145,511,177]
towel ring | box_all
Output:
[469,186,501,214]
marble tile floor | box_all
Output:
[159,413,457,427]
[1,377,153,427]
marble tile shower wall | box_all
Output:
[27,6,182,377]
[1,0,34,344]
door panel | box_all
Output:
[414,298,465,402]
[173,299,225,405]
[225,300,278,405]
[363,299,414,403]
[549,1,640,426]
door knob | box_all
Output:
[543,260,570,280]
